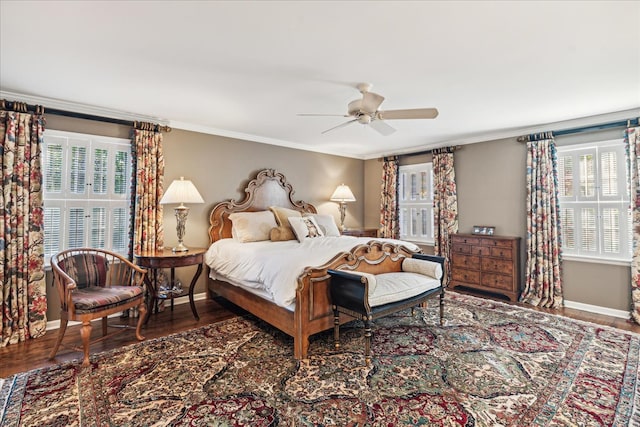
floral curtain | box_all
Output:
[130,125,165,255]
[625,124,640,324]
[0,103,48,346]
[433,148,459,283]
[379,156,399,239]
[520,133,563,308]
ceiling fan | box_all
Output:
[299,83,439,136]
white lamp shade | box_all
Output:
[330,184,356,202]
[160,176,204,205]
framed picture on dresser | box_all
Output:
[472,225,495,235]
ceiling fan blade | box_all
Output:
[377,108,439,120]
[369,120,396,136]
[298,113,350,117]
[321,119,357,134]
[360,91,385,114]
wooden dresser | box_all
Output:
[450,233,521,301]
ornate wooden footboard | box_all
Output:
[206,168,421,359]
[293,240,420,359]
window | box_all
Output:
[398,163,434,243]
[556,139,631,262]
[43,130,132,264]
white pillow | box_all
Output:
[228,211,277,242]
[288,216,325,242]
[402,257,443,280]
[303,213,341,237]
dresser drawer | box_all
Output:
[481,238,514,248]
[452,269,480,285]
[452,244,472,254]
[490,247,513,259]
[451,235,481,246]
[481,273,514,291]
[481,257,513,275]
[472,246,490,256]
[452,253,481,270]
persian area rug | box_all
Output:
[1,293,639,427]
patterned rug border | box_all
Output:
[448,291,640,338]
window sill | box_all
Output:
[562,254,631,267]
[402,239,435,246]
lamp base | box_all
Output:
[172,243,189,252]
[173,205,190,253]
[338,202,347,232]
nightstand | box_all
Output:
[342,228,379,238]
[134,247,206,321]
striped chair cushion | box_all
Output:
[73,285,144,314]
[60,254,108,289]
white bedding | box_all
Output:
[205,236,419,308]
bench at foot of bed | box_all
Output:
[328,253,445,364]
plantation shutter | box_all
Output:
[399,164,434,243]
[42,131,132,262]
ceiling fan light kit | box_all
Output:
[300,83,439,136]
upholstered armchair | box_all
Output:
[49,248,148,366]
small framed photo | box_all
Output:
[473,225,495,235]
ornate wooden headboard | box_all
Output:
[208,169,317,243]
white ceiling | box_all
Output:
[1,1,639,159]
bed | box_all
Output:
[206,168,422,359]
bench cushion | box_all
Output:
[368,272,441,307]
[402,257,442,280]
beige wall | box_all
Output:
[364,136,631,312]
[44,115,364,321]
[43,114,631,320]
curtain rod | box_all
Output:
[517,118,638,142]
[1,99,171,132]
[382,145,461,161]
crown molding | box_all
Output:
[363,107,640,160]
[0,90,170,125]
[3,90,636,161]
[168,120,364,160]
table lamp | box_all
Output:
[160,176,204,252]
[330,183,356,231]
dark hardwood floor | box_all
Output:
[0,298,243,378]
[2,291,639,378]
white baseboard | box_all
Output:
[46,292,208,331]
[564,299,630,320]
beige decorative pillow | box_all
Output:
[270,226,296,242]
[303,213,341,237]
[402,257,443,280]
[228,211,277,242]
[269,206,301,241]
[288,216,325,242]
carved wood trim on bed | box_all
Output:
[206,168,421,360]
[208,168,316,243]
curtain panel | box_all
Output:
[0,109,47,346]
[131,128,165,255]
[625,125,640,324]
[520,137,563,308]
[379,157,399,239]
[433,149,459,283]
